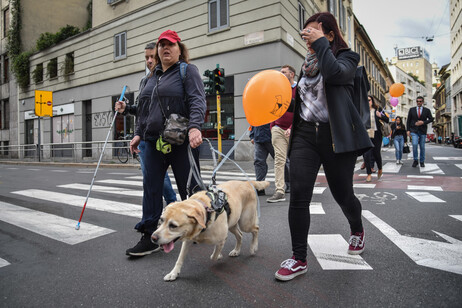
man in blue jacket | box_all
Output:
[250,124,274,196]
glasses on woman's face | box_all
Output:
[368,99,372,102]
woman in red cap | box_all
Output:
[117,30,206,256]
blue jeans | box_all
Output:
[254,142,274,181]
[138,141,177,206]
[393,135,404,161]
[410,132,426,162]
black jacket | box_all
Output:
[406,106,433,134]
[292,37,373,155]
[135,61,206,141]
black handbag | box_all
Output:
[403,143,410,154]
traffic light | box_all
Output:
[213,67,225,93]
[203,69,214,95]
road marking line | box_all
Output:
[310,202,325,214]
[0,201,115,245]
[450,215,462,222]
[406,192,446,203]
[420,163,444,174]
[382,162,402,173]
[354,183,376,188]
[11,189,142,217]
[59,183,143,197]
[308,234,372,270]
[433,157,462,160]
[363,210,462,275]
[407,175,434,179]
[313,187,327,194]
[455,164,462,170]
[0,257,10,268]
[407,185,443,191]
[97,179,142,187]
[51,170,67,173]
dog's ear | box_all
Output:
[187,207,206,229]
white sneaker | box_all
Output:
[399,160,403,164]
[396,160,400,164]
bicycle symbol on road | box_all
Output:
[355,192,397,204]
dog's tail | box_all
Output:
[249,180,270,192]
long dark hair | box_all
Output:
[304,12,348,56]
[395,116,402,124]
[368,95,379,110]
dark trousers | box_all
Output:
[135,140,200,235]
[288,120,363,261]
[364,131,382,174]
[253,141,274,181]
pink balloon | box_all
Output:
[390,97,399,107]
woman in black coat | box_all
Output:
[275,12,373,282]
[364,95,389,182]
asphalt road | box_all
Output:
[0,143,461,307]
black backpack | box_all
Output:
[353,66,371,129]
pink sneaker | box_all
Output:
[275,257,307,281]
[348,230,365,255]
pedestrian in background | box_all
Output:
[364,95,389,182]
[116,43,177,206]
[267,64,296,203]
[275,12,372,282]
[118,30,206,256]
[250,124,274,196]
[407,96,434,167]
[391,116,406,165]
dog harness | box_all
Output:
[193,186,230,233]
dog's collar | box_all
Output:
[190,197,215,232]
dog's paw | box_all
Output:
[250,245,258,255]
[228,249,240,257]
[210,253,223,261]
[164,271,179,281]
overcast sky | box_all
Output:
[352,0,451,67]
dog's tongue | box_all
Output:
[162,241,174,253]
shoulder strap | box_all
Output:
[179,62,188,84]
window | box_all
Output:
[339,1,346,30]
[298,2,306,31]
[3,7,9,38]
[47,58,58,79]
[3,56,8,83]
[64,52,74,75]
[327,0,338,17]
[33,63,43,83]
[1,99,9,129]
[114,32,127,60]
[209,0,229,32]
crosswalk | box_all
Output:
[1,161,461,273]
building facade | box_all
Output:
[0,0,89,157]
[432,64,451,141]
[353,15,394,112]
[2,0,384,162]
[450,0,462,137]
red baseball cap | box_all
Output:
[157,30,181,43]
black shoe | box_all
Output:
[257,189,265,196]
[412,160,418,168]
[420,162,425,167]
[126,234,161,256]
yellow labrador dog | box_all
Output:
[151,180,269,281]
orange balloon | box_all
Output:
[389,83,405,97]
[243,70,292,126]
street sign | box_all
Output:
[35,90,53,117]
